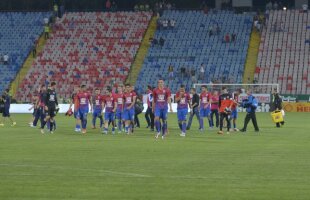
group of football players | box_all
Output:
[25,78,248,138]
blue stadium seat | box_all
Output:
[135,10,253,93]
[0,12,52,94]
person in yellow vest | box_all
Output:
[44,25,50,40]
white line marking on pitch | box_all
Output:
[3,163,270,180]
[0,163,151,178]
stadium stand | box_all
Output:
[0,12,51,95]
[16,11,152,102]
[135,10,253,93]
[255,10,310,94]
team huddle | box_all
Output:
[26,78,258,138]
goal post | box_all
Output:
[193,83,280,94]
[192,83,280,112]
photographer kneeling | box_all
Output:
[240,90,259,132]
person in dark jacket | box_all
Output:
[186,88,200,130]
[240,90,259,132]
[145,85,154,131]
[271,90,284,127]
[134,95,144,128]
[0,89,16,127]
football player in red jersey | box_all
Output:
[175,85,191,137]
[199,86,212,131]
[92,88,104,129]
[68,85,81,132]
[102,87,117,134]
[76,85,93,134]
[231,89,241,131]
[152,79,173,139]
[114,85,125,133]
[123,83,136,134]
[210,90,219,128]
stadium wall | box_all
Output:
[9,103,273,114]
[9,93,310,113]
[11,103,310,113]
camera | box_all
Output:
[242,99,250,108]
[224,107,232,114]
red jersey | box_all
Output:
[231,94,239,110]
[153,87,171,109]
[200,91,211,109]
[175,91,190,109]
[123,91,136,109]
[113,93,124,110]
[104,94,115,112]
[210,94,219,110]
[219,93,233,113]
[93,94,104,110]
[77,92,91,110]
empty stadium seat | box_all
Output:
[255,10,310,94]
[16,11,152,102]
[0,12,52,94]
[135,10,253,93]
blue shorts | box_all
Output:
[38,107,46,118]
[200,108,210,117]
[93,109,102,118]
[231,109,238,119]
[79,109,89,120]
[155,108,168,120]
[74,111,80,119]
[3,107,10,117]
[177,109,188,121]
[123,108,135,121]
[32,108,37,117]
[105,112,115,122]
[116,108,122,120]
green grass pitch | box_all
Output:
[0,113,310,200]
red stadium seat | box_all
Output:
[16,11,152,101]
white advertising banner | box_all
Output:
[238,94,271,104]
[9,104,71,114]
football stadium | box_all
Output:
[0,0,310,199]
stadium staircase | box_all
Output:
[126,16,158,85]
[10,33,48,98]
[0,12,51,95]
[243,27,260,83]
